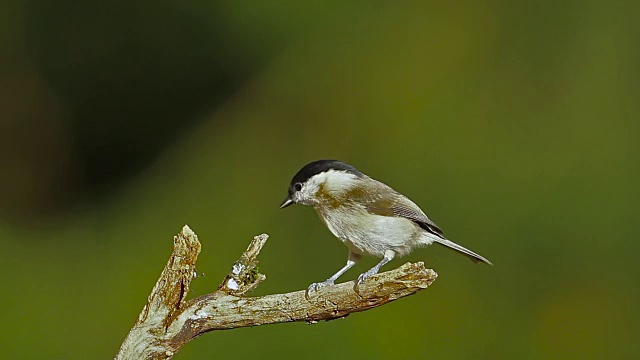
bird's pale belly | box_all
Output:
[315,206,420,257]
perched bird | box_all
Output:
[280,160,492,297]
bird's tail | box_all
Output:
[431,237,493,265]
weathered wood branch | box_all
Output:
[115,225,438,360]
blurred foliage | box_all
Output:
[1,0,639,359]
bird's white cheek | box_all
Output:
[296,182,322,205]
[293,191,314,206]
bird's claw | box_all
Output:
[305,279,334,300]
[353,269,378,294]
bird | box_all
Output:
[280,159,492,298]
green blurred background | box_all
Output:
[1,1,638,359]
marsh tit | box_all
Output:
[280,160,492,298]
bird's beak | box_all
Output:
[280,197,294,209]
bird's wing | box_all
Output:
[359,179,444,237]
[356,179,492,265]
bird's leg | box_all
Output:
[354,250,395,293]
[306,251,361,300]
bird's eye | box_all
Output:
[293,182,303,191]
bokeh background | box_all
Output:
[1,1,638,359]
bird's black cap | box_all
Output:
[290,160,362,186]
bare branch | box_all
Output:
[115,226,438,360]
[116,226,201,360]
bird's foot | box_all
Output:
[305,279,335,300]
[354,268,379,294]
